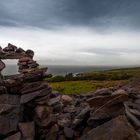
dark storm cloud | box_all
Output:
[0,0,140,28]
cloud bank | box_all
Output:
[0,26,140,66]
[0,0,140,66]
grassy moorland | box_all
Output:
[47,67,140,95]
[49,80,128,95]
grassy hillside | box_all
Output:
[49,80,128,95]
[79,67,140,80]
[48,67,140,94]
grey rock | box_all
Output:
[48,96,61,106]
[80,115,138,140]
[64,127,74,139]
[4,132,21,140]
[20,88,50,104]
[19,122,35,140]
[20,81,49,94]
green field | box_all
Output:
[49,80,128,95]
[79,67,140,80]
[48,67,140,94]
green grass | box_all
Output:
[79,67,140,81]
[82,67,140,76]
[49,67,140,94]
[50,81,96,94]
[49,80,128,95]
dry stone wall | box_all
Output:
[0,44,139,140]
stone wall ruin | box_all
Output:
[0,43,51,140]
[0,43,139,140]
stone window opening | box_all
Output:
[2,59,19,76]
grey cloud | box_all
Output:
[0,0,140,29]
[82,47,140,55]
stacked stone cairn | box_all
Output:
[0,43,139,140]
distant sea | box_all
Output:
[2,64,137,76]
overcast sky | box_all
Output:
[0,0,140,66]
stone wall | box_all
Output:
[0,44,139,140]
[0,43,51,140]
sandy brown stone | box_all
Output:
[35,105,53,120]
[61,95,73,103]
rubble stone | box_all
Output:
[0,44,139,140]
[80,116,138,140]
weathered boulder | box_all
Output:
[0,94,20,136]
[19,122,35,140]
[87,90,128,123]
[80,115,138,140]
[61,95,73,103]
[35,105,53,121]
[94,88,112,96]
[4,132,21,140]
[89,102,125,122]
[87,93,128,108]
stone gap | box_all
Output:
[2,59,19,75]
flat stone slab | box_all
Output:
[0,94,20,136]
[80,115,138,140]
[0,94,20,105]
[20,81,49,94]
[87,93,128,108]
[20,88,50,104]
[0,115,19,135]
